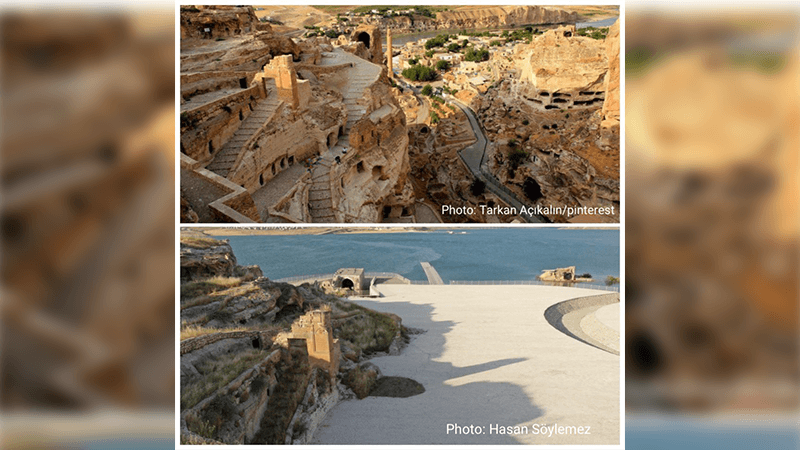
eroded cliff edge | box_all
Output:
[179,232,413,444]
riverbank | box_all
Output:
[186,226,441,236]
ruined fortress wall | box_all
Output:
[180,71,255,99]
[289,310,340,377]
[332,109,412,222]
[180,155,260,222]
[227,115,326,192]
[180,85,263,164]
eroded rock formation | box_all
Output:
[475,25,620,222]
[179,233,410,444]
[437,6,578,30]
[357,6,578,34]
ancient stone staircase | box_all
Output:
[308,156,336,223]
[306,49,382,222]
[320,49,381,133]
[207,81,281,178]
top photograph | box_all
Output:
[179,5,620,224]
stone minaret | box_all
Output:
[386,27,393,78]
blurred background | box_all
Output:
[1,3,175,448]
[1,2,798,449]
[626,4,799,449]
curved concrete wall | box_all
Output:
[544,293,620,355]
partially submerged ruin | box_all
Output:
[538,265,594,282]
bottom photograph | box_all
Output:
[178,226,620,445]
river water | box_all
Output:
[213,228,619,283]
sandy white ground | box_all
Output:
[595,303,621,333]
[311,284,620,445]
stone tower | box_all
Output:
[352,24,382,65]
[262,55,299,108]
[290,308,340,378]
[386,27,393,77]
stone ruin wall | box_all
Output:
[181,308,341,444]
[180,84,265,165]
[289,309,341,380]
[330,84,414,221]
[351,25,383,66]
[225,57,346,192]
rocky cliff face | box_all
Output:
[601,21,620,129]
[437,6,578,30]
[514,27,608,96]
[179,233,411,444]
[180,5,264,40]
[476,82,619,222]
[363,6,577,33]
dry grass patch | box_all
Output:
[181,276,242,300]
[180,324,252,341]
[181,236,224,249]
[182,281,261,311]
[181,349,265,410]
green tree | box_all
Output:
[435,59,451,71]
[421,84,433,96]
[464,48,489,62]
[402,64,437,82]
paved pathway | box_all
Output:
[311,285,620,445]
[308,49,382,222]
[420,262,443,285]
[449,98,548,223]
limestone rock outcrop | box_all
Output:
[437,6,578,30]
[180,238,237,281]
[180,233,411,444]
[360,6,577,34]
[601,21,620,129]
[477,83,619,222]
[180,5,266,40]
[515,26,608,98]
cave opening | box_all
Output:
[522,177,544,202]
[341,278,355,290]
[239,77,248,89]
[356,31,370,49]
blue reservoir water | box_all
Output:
[577,17,618,29]
[214,228,619,283]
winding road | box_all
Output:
[449,98,548,223]
[395,78,547,223]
